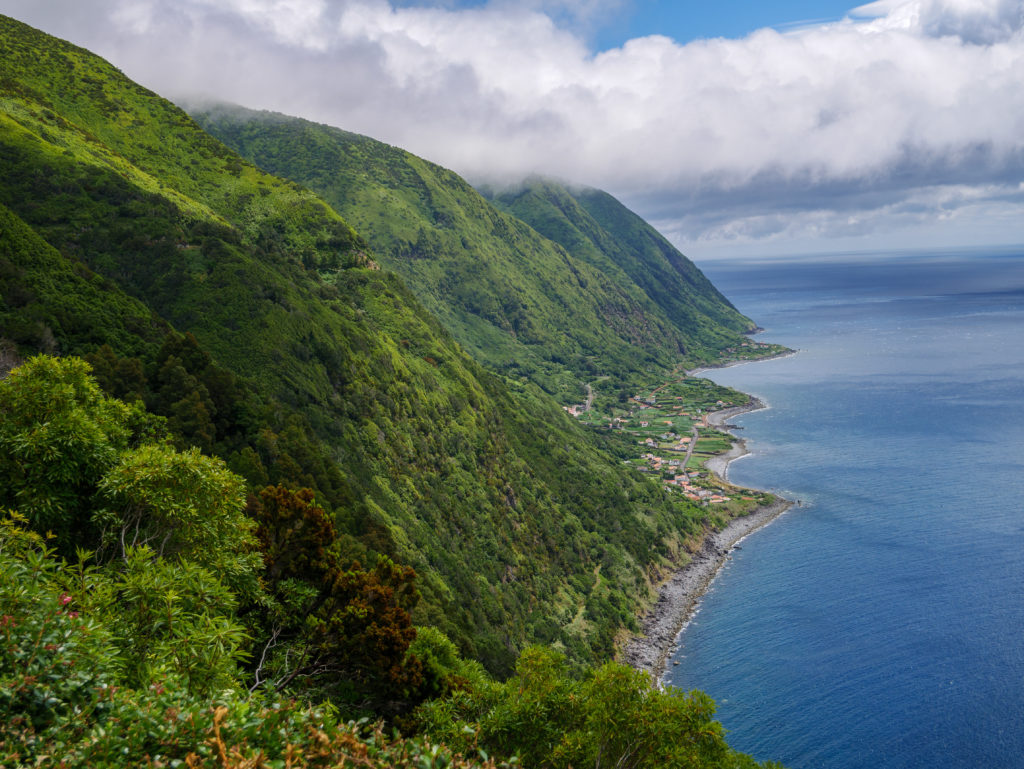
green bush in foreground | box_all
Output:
[414,645,782,769]
[0,521,778,767]
[0,522,509,767]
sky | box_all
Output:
[2,0,1023,259]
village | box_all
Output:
[565,354,783,516]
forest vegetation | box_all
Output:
[0,13,783,766]
[190,106,756,400]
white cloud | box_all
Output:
[855,0,1024,43]
[2,0,1023,254]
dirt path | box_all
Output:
[680,424,699,470]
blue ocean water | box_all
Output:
[666,249,1024,769]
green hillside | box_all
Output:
[486,178,754,346]
[0,201,169,358]
[0,13,741,675]
[191,107,755,401]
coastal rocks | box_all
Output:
[619,499,792,679]
[707,396,766,427]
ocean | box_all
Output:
[666,249,1024,769]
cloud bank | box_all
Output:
[3,0,1023,255]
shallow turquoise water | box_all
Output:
[667,250,1024,768]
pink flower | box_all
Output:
[59,593,72,606]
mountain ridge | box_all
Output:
[485,177,751,344]
[191,104,755,402]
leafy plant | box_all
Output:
[0,355,133,545]
[247,485,424,713]
[95,443,261,598]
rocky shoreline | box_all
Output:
[687,348,798,378]
[620,395,793,679]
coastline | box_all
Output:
[687,348,798,378]
[620,393,793,679]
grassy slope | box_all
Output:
[0,14,719,673]
[191,107,753,401]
